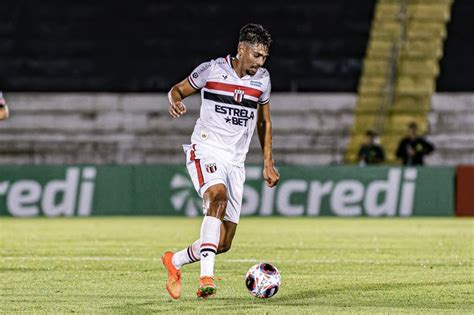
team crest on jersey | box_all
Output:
[234,89,245,103]
[205,163,217,173]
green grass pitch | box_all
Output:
[0,217,472,314]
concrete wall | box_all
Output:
[0,93,356,165]
[428,94,474,165]
[0,92,472,165]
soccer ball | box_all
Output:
[245,263,281,298]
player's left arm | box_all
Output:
[257,103,279,187]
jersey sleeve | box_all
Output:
[258,79,271,105]
[187,61,213,90]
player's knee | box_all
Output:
[206,184,227,201]
[205,185,228,207]
[204,184,228,219]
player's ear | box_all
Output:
[237,42,245,59]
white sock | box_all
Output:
[172,239,201,269]
[200,216,221,277]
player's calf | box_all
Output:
[217,241,232,254]
[217,220,237,254]
[198,185,227,297]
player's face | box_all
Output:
[239,43,269,76]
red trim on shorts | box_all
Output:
[190,145,204,187]
[195,160,204,188]
[200,243,218,249]
[205,81,263,98]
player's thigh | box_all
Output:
[223,166,245,224]
[185,146,226,198]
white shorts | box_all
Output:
[183,144,245,224]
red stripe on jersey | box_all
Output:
[205,81,263,98]
[200,243,218,249]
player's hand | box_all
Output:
[263,162,280,188]
[169,101,187,118]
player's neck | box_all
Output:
[231,57,246,78]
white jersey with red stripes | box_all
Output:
[187,55,271,166]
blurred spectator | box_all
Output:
[358,130,385,165]
[396,122,434,165]
[0,91,9,120]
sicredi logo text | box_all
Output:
[0,167,96,217]
[242,167,417,216]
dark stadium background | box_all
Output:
[1,1,472,92]
[0,1,473,312]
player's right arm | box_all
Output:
[168,61,213,118]
[168,79,197,118]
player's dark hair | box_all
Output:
[239,23,272,49]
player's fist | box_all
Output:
[263,163,280,188]
[169,101,187,118]
[0,97,9,121]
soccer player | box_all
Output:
[0,91,9,121]
[162,23,280,300]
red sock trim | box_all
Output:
[200,243,218,249]
[189,246,199,261]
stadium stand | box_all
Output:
[0,0,374,92]
[437,1,474,91]
[0,1,372,165]
[346,0,453,163]
[427,0,474,165]
[0,93,355,165]
[0,1,473,166]
[428,94,474,165]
